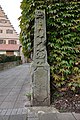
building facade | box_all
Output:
[0,5,20,56]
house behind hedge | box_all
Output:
[0,5,21,56]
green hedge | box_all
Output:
[0,55,21,63]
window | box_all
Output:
[8,40,17,44]
[0,40,6,44]
[4,40,6,44]
[0,19,7,23]
[6,51,14,56]
[6,29,13,34]
[14,41,17,44]
[0,40,3,44]
[0,29,3,33]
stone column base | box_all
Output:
[31,63,50,106]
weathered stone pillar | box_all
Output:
[31,10,50,106]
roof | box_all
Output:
[0,44,20,51]
[0,5,18,35]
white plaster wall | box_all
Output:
[14,51,19,56]
[0,51,19,56]
[0,27,18,39]
[4,39,8,44]
[17,40,20,44]
[0,51,6,54]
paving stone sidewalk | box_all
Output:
[38,112,80,120]
[0,64,80,120]
[0,64,31,119]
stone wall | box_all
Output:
[0,61,22,71]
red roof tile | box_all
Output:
[0,44,20,51]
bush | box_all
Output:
[0,55,21,63]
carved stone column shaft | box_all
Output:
[31,10,50,106]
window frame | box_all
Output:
[0,40,6,44]
[6,29,13,34]
[8,40,17,44]
[0,29,3,33]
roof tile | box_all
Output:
[0,44,20,51]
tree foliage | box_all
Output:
[19,0,80,93]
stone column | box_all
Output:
[31,10,50,106]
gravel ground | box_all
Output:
[52,93,80,113]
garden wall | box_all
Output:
[0,61,22,71]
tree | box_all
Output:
[19,0,80,94]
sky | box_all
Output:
[0,0,22,34]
